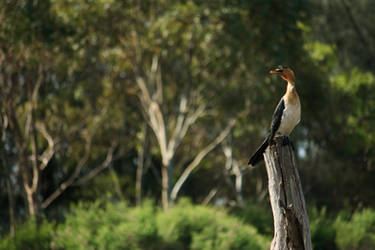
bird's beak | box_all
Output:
[269,68,283,74]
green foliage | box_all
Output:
[7,203,375,250]
[0,219,54,250]
[157,199,270,250]
[235,202,273,236]
[308,207,375,250]
[3,1,375,249]
[309,207,337,250]
[53,201,161,250]
[53,200,269,250]
[335,209,375,250]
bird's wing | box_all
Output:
[270,97,285,140]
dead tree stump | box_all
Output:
[264,137,312,250]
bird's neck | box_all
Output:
[286,81,296,92]
[285,81,298,104]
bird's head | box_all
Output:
[269,65,295,84]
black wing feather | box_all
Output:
[248,97,285,166]
[269,98,285,140]
[248,136,269,166]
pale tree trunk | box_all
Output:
[161,164,170,210]
[222,137,244,206]
[136,56,235,210]
[263,137,312,250]
[161,154,173,210]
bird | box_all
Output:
[248,66,301,166]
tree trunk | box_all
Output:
[263,137,312,250]
[161,164,172,210]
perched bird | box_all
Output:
[248,66,301,166]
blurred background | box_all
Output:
[1,0,375,249]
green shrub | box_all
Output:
[10,203,375,250]
[235,202,273,236]
[335,209,375,250]
[53,201,164,250]
[54,199,270,250]
[157,199,270,250]
[309,207,338,250]
[0,219,54,250]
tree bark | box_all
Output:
[161,164,172,210]
[263,137,312,250]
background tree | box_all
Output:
[2,1,375,249]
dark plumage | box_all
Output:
[248,66,300,166]
[248,98,285,166]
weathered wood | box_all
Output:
[264,137,312,250]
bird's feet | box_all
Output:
[281,136,295,150]
[281,136,289,146]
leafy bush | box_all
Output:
[54,199,269,250]
[309,207,338,250]
[8,202,375,250]
[335,209,375,250]
[157,199,270,250]
[0,219,54,250]
[235,202,273,236]
[53,201,165,250]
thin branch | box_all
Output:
[136,76,168,163]
[136,76,153,105]
[169,101,205,156]
[36,123,56,170]
[41,139,92,209]
[73,142,118,186]
[155,63,163,104]
[170,95,188,145]
[202,188,218,206]
[168,95,188,154]
[24,67,45,194]
[25,66,43,139]
[170,119,236,201]
[150,54,162,102]
[177,104,205,148]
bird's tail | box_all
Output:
[248,136,270,166]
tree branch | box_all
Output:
[41,139,92,209]
[73,142,118,186]
[202,188,218,206]
[36,123,56,170]
[170,119,236,201]
[136,75,169,164]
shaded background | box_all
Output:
[1,0,375,249]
